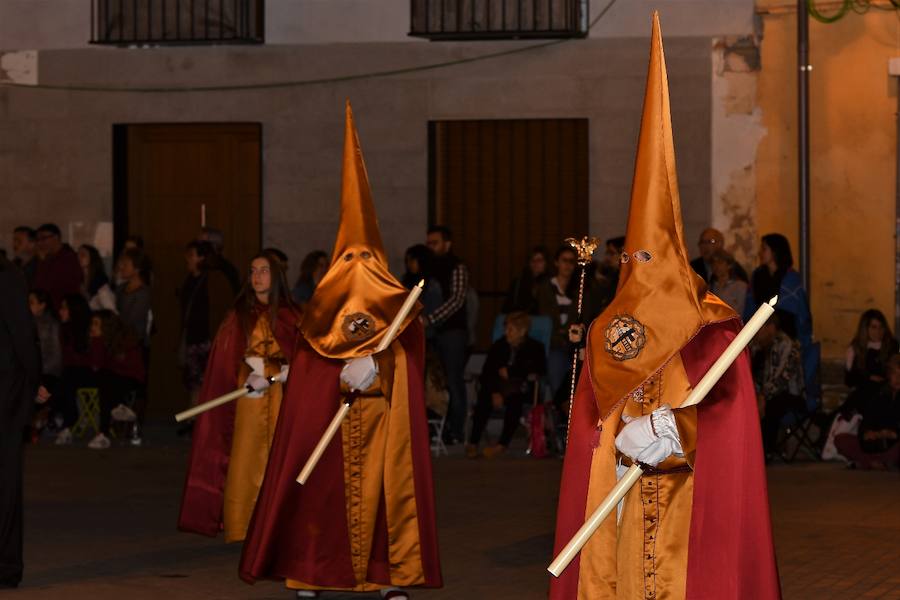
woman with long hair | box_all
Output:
[503,245,551,314]
[291,250,329,305]
[179,249,304,543]
[78,244,116,312]
[744,233,811,347]
[843,309,899,408]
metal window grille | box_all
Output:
[91,0,264,45]
[410,0,588,40]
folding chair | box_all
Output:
[428,411,448,457]
[71,387,101,439]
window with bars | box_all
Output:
[91,0,264,45]
[410,0,588,40]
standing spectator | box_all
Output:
[466,312,546,459]
[690,228,724,283]
[11,226,37,286]
[53,294,94,445]
[0,255,41,589]
[178,240,234,406]
[834,354,900,470]
[32,223,82,309]
[199,227,241,295]
[86,311,146,450]
[291,250,329,306]
[262,247,289,273]
[751,311,806,459]
[744,233,812,351]
[78,244,117,312]
[502,246,550,314]
[842,309,898,413]
[709,249,748,315]
[115,249,152,349]
[587,236,625,319]
[402,244,443,330]
[425,225,469,444]
[537,244,580,398]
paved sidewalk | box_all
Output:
[12,432,900,599]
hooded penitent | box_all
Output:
[239,102,442,593]
[300,104,417,360]
[549,14,781,600]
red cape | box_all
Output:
[239,319,441,588]
[178,307,302,537]
[551,319,781,599]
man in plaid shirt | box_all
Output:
[425,226,469,443]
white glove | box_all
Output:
[277,364,290,383]
[341,355,379,392]
[244,357,268,398]
[614,405,683,468]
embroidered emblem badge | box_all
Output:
[604,314,647,361]
[342,312,375,341]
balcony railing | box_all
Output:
[91,0,264,45]
[410,0,588,40]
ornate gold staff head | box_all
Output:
[565,236,601,267]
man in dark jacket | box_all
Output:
[32,223,82,308]
[0,256,41,588]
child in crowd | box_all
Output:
[834,354,900,470]
[78,244,117,312]
[86,310,146,450]
[751,310,806,459]
[53,294,95,445]
[467,311,546,458]
[28,290,61,436]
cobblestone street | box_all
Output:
[12,431,900,599]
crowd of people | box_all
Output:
[4,220,898,469]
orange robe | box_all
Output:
[178,306,302,540]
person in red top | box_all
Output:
[85,310,146,450]
[31,224,82,309]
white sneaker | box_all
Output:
[87,433,111,450]
[54,428,73,446]
[111,404,137,422]
[380,588,409,599]
[295,592,318,598]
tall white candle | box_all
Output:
[548,295,779,578]
[376,279,424,352]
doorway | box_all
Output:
[429,118,590,349]
[113,123,262,418]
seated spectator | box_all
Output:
[834,354,900,470]
[28,290,62,434]
[402,245,443,333]
[537,245,580,397]
[78,244,117,312]
[842,309,898,415]
[32,223,82,309]
[12,226,37,286]
[53,294,94,445]
[709,249,747,315]
[86,310,147,450]
[115,249,152,349]
[466,312,546,459]
[690,228,724,283]
[502,246,550,314]
[292,250,329,305]
[752,311,805,459]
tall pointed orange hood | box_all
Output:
[300,102,419,359]
[586,13,736,418]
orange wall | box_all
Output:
[756,3,898,358]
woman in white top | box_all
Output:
[78,244,117,312]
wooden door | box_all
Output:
[430,119,589,350]
[117,123,261,419]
